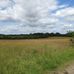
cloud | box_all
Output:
[0,0,74,34]
[55,7,74,17]
[0,0,15,10]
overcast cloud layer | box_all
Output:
[0,0,74,34]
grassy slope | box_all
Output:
[0,38,74,74]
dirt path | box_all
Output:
[58,64,74,74]
[51,64,74,74]
[64,64,74,74]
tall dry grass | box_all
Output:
[0,37,74,74]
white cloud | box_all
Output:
[55,7,74,17]
[0,0,58,20]
[0,0,74,34]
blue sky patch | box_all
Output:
[58,0,74,7]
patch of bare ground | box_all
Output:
[51,63,74,74]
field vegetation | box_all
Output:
[0,37,74,74]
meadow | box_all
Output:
[0,37,74,74]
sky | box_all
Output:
[0,0,74,34]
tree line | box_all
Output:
[0,32,74,39]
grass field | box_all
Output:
[0,37,74,74]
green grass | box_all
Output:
[0,38,74,74]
